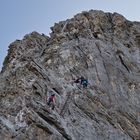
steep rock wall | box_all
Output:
[0,10,140,140]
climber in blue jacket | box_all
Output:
[74,76,88,88]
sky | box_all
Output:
[0,0,140,71]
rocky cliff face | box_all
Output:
[0,10,140,140]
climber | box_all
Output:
[47,94,56,110]
[81,78,88,88]
[74,76,88,88]
[80,76,88,88]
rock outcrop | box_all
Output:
[0,10,140,140]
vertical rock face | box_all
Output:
[0,10,140,140]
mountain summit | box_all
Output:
[0,10,140,140]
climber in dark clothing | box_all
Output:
[74,76,88,88]
[47,94,56,110]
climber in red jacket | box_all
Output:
[47,94,56,110]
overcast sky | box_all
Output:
[0,0,140,71]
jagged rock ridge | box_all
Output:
[0,10,140,140]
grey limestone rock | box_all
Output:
[0,10,140,140]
